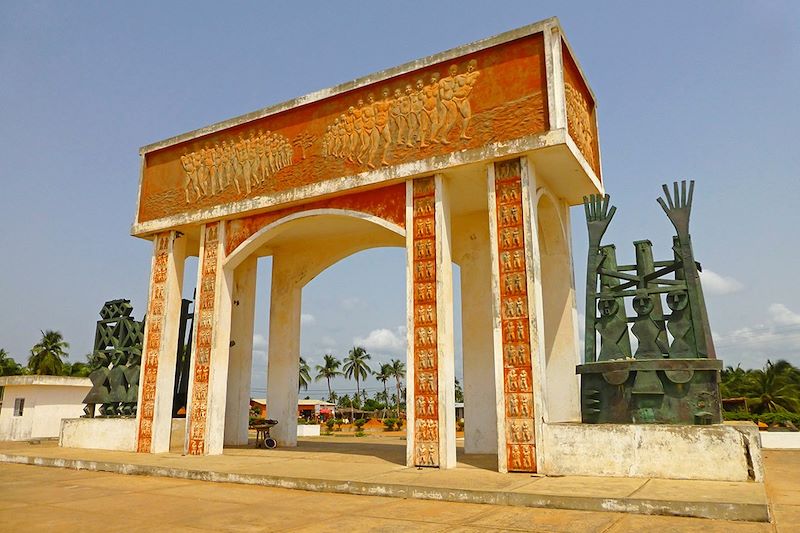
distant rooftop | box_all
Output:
[0,375,91,387]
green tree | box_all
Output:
[374,363,392,418]
[63,361,92,377]
[455,378,464,403]
[0,348,25,376]
[389,358,406,417]
[343,346,372,420]
[747,360,800,414]
[28,330,69,375]
[314,354,342,402]
[298,357,311,392]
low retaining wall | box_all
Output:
[297,424,320,437]
[760,431,800,449]
[60,418,137,452]
[541,422,764,482]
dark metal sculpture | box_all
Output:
[578,181,722,425]
[83,300,144,418]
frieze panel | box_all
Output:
[493,161,536,473]
[136,232,171,453]
[562,42,600,177]
[138,33,548,225]
[412,177,440,467]
[187,222,221,455]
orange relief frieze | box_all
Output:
[562,43,600,178]
[187,222,220,455]
[224,183,406,255]
[138,33,548,224]
[494,159,536,473]
[137,232,170,452]
[412,177,439,467]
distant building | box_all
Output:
[455,402,464,421]
[0,375,91,441]
[249,398,336,421]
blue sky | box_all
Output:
[1,2,799,398]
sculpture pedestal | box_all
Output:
[577,359,723,425]
[540,421,763,482]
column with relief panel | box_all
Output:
[185,222,234,456]
[406,175,457,469]
[136,231,186,454]
[488,158,547,473]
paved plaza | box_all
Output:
[0,438,797,530]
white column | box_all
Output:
[436,174,457,469]
[136,231,186,454]
[266,253,301,447]
[224,256,257,445]
[456,212,498,454]
[521,157,549,467]
[185,222,233,456]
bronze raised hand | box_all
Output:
[657,180,694,239]
[583,194,616,248]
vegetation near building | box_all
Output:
[721,359,800,425]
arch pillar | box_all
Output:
[136,231,186,453]
[224,256,257,445]
[185,222,234,456]
[453,210,498,454]
[266,253,302,447]
[406,175,456,469]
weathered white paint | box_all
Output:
[541,422,765,482]
[436,175,457,469]
[452,210,498,454]
[536,187,581,422]
[0,377,91,441]
[224,256,257,446]
[759,431,800,449]
[297,424,321,437]
[136,231,186,454]
[60,418,137,451]
[520,158,550,470]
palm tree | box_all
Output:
[748,360,800,413]
[28,330,69,375]
[343,346,372,419]
[374,363,392,418]
[0,348,24,376]
[298,357,311,392]
[315,354,342,402]
[389,358,406,417]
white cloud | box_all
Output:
[714,303,800,368]
[699,269,743,295]
[252,333,268,350]
[768,303,800,326]
[301,313,316,325]
[354,326,407,355]
[341,297,365,310]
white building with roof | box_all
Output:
[0,375,91,441]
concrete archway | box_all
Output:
[221,209,406,447]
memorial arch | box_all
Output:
[131,17,602,472]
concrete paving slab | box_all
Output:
[606,513,773,532]
[512,475,647,498]
[633,478,769,504]
[468,505,623,532]
[0,439,771,523]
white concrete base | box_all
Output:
[59,418,137,452]
[541,422,764,482]
[759,431,800,449]
[297,424,321,437]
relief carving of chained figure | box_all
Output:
[322,61,480,169]
[181,130,294,203]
